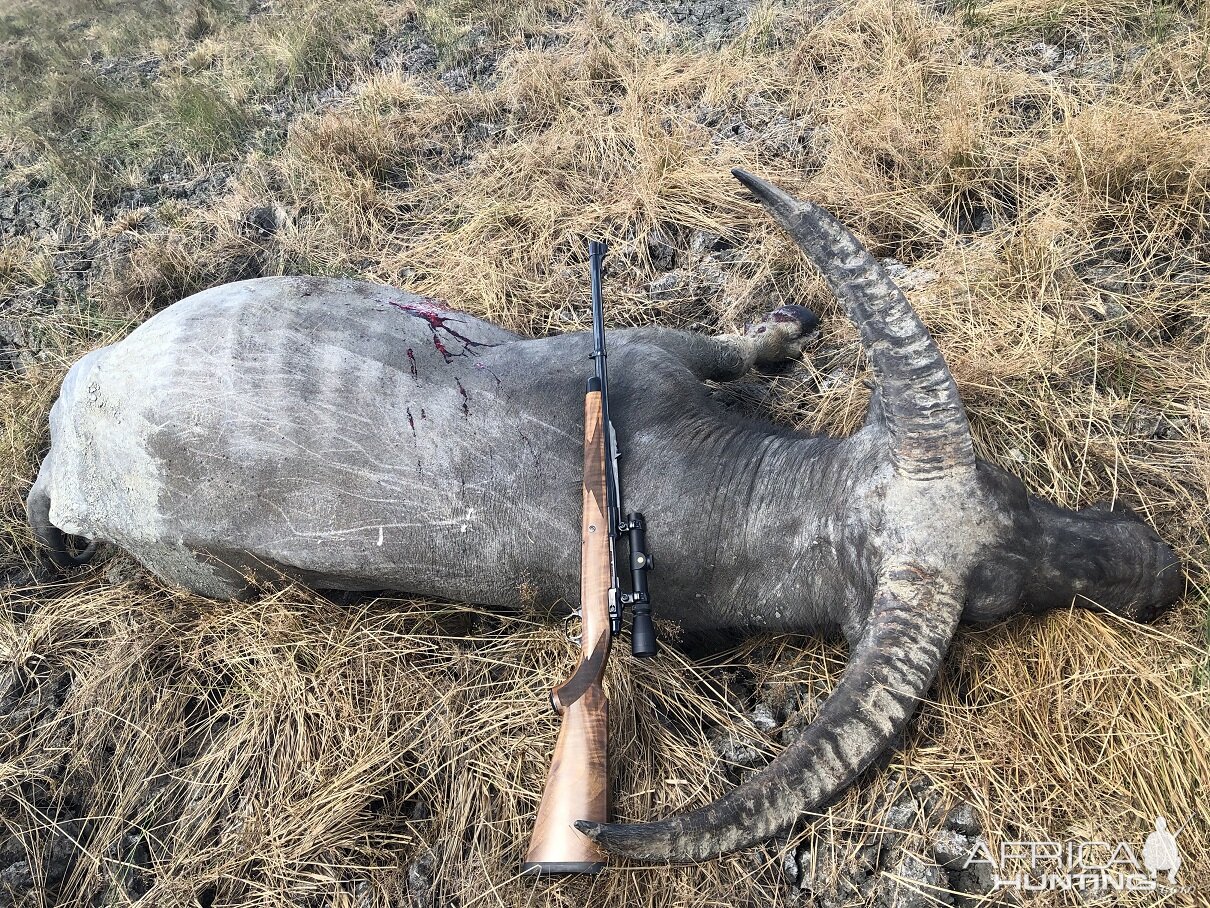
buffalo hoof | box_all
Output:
[747,304,820,368]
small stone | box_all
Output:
[750,702,777,731]
[690,230,724,254]
[406,846,438,908]
[782,847,799,886]
[242,205,289,238]
[884,792,920,832]
[943,803,981,836]
[951,841,995,896]
[708,730,765,769]
[795,845,836,893]
[645,228,677,271]
[0,859,33,891]
[930,828,975,870]
[647,271,686,302]
[879,853,951,908]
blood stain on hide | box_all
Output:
[406,407,416,437]
[420,408,427,419]
[387,299,496,364]
[406,348,417,378]
[455,379,470,418]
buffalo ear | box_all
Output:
[963,556,1027,624]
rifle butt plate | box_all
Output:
[520,860,605,875]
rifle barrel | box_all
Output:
[588,242,621,540]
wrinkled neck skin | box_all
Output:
[639,416,1181,651]
[633,419,891,649]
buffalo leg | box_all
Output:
[631,305,819,382]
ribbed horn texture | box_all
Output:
[731,169,975,482]
[577,562,963,862]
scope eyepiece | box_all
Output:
[631,610,657,659]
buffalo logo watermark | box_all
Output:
[1143,816,1181,883]
[963,816,1192,893]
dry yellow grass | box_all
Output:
[1,0,1208,906]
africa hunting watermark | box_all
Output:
[963,816,1193,893]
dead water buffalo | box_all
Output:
[27,171,1183,862]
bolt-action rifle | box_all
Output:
[522,240,657,874]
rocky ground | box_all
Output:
[1,0,1207,906]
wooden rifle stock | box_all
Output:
[524,238,654,874]
[521,386,612,874]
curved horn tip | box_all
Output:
[730,166,760,189]
[574,819,675,862]
[731,168,802,215]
